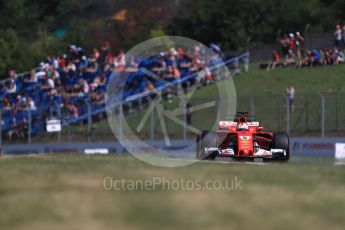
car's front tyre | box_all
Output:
[264,132,290,162]
[196,131,218,160]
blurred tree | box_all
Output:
[0,29,35,76]
[0,0,345,79]
[165,0,343,50]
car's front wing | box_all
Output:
[204,147,287,158]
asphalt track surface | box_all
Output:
[209,156,338,165]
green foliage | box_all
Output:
[1,0,345,79]
[0,28,36,76]
[149,29,166,38]
[0,0,91,78]
[166,0,345,50]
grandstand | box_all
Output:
[0,43,249,142]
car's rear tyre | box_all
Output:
[264,132,290,162]
[196,131,218,160]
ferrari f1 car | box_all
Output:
[196,113,290,162]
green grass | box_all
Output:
[236,64,345,96]
[0,155,344,230]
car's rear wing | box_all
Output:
[219,121,260,130]
[224,112,256,121]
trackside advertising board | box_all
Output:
[335,143,345,160]
[290,137,345,157]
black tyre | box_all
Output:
[196,131,218,160]
[264,132,290,162]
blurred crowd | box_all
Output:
[0,41,224,140]
[267,25,345,70]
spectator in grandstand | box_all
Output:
[289,33,295,51]
[164,66,176,81]
[59,55,67,68]
[85,59,99,74]
[284,49,296,66]
[335,24,342,48]
[191,54,203,71]
[27,97,36,110]
[90,90,105,103]
[4,102,14,111]
[8,69,17,79]
[286,85,295,113]
[90,75,102,90]
[323,49,333,65]
[196,67,208,85]
[332,47,345,65]
[295,32,304,67]
[8,117,26,141]
[178,49,192,70]
[71,79,85,97]
[152,56,167,76]
[23,70,38,83]
[5,80,17,94]
[67,103,79,119]
[194,44,201,56]
[103,54,114,72]
[79,56,89,72]
[47,66,60,80]
[2,98,11,110]
[50,56,60,70]
[267,50,281,71]
[311,49,322,66]
[16,96,27,110]
[295,32,304,50]
[99,41,111,64]
[126,56,139,72]
[171,65,181,79]
[41,76,55,90]
[64,60,77,75]
[144,79,155,92]
[115,49,126,72]
[342,25,345,47]
[318,50,327,65]
[279,34,290,57]
[81,79,90,95]
[92,48,101,62]
[36,64,47,79]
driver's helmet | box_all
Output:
[237,122,249,131]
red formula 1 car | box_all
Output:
[196,113,290,162]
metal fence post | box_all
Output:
[183,98,187,140]
[214,97,221,125]
[28,108,32,145]
[56,102,61,143]
[67,115,71,142]
[244,53,249,73]
[87,102,92,143]
[275,98,279,131]
[283,94,290,134]
[150,103,155,141]
[0,110,2,147]
[335,93,338,132]
[317,92,325,137]
[119,103,124,145]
